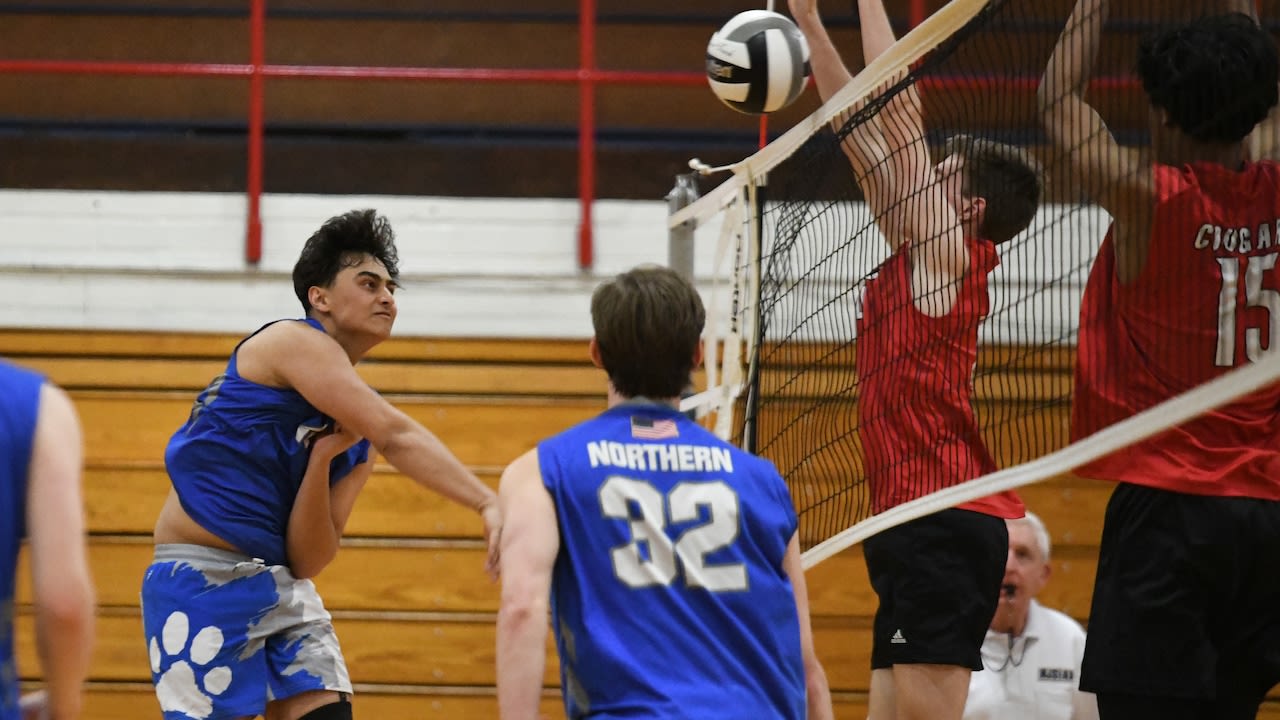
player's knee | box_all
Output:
[297,696,353,720]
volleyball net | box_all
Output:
[673,0,1280,568]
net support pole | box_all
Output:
[245,0,265,265]
[666,173,700,280]
[742,180,765,454]
[576,0,598,271]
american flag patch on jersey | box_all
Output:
[631,415,679,440]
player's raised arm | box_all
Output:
[495,449,559,720]
[1039,0,1153,278]
[788,0,851,103]
[791,0,968,291]
[789,0,892,188]
[1238,0,1280,162]
[261,322,501,573]
[860,0,970,290]
[286,425,371,579]
[1250,100,1280,161]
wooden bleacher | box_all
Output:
[3,328,1278,719]
[3,0,1279,713]
[2,329,605,718]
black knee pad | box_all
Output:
[298,695,353,720]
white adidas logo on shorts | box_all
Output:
[891,629,907,644]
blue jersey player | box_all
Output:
[495,265,833,720]
[0,361,95,720]
[142,209,501,720]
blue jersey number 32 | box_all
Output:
[600,476,748,592]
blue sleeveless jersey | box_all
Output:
[539,402,805,719]
[0,361,44,720]
[166,319,370,566]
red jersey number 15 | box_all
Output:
[1216,253,1280,367]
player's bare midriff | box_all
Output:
[152,488,241,552]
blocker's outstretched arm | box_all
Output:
[790,0,968,294]
[1039,0,1154,280]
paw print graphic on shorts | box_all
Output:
[149,611,233,720]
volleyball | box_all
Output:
[705,10,811,115]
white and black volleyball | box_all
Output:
[706,10,811,115]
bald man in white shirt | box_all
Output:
[964,511,1098,720]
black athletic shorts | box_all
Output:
[1081,482,1280,714]
[863,507,1008,670]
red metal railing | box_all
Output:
[909,0,927,28]
[0,3,1151,268]
[0,0,707,268]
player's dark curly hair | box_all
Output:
[292,209,400,315]
[1137,12,1279,145]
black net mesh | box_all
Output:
[735,0,1177,550]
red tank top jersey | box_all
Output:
[856,236,1024,518]
[1073,161,1280,499]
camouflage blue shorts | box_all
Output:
[140,544,352,720]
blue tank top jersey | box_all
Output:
[165,319,370,566]
[538,402,805,719]
[0,361,44,719]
